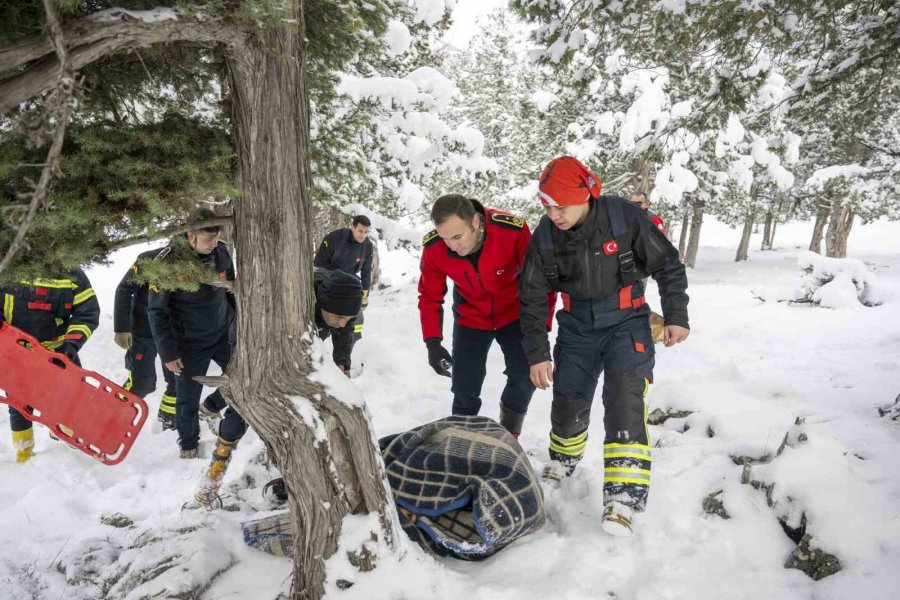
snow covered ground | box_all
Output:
[1,217,899,600]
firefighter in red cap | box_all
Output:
[418,194,545,437]
[519,156,690,536]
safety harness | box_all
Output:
[536,195,638,294]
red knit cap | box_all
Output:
[538,156,602,206]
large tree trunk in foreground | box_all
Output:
[825,198,854,259]
[809,198,831,254]
[684,201,704,268]
[223,8,397,599]
[735,211,755,262]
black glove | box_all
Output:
[57,343,78,362]
[425,338,453,377]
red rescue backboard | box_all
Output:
[0,321,148,465]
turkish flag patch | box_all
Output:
[603,240,619,255]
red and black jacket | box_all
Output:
[0,268,100,356]
[418,202,532,340]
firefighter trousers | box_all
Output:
[175,336,246,450]
[549,293,654,511]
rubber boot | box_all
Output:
[195,437,237,506]
[12,428,34,464]
[601,501,635,537]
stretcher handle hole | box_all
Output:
[50,356,67,369]
[131,402,144,427]
[83,376,100,389]
[105,443,126,462]
[25,405,41,418]
[0,388,7,399]
[16,339,34,350]
[58,424,74,438]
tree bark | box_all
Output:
[809,197,831,254]
[684,201,704,268]
[825,198,854,258]
[735,211,755,262]
[678,205,691,260]
[0,16,241,114]
[761,210,775,251]
[222,5,397,599]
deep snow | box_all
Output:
[1,217,899,600]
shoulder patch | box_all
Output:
[423,229,440,247]
[490,213,525,230]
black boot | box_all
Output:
[499,406,526,438]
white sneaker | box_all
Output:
[601,501,635,537]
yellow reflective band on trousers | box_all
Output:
[73,288,96,305]
[353,324,364,333]
[3,294,13,323]
[603,442,652,461]
[549,430,589,457]
[160,394,177,415]
[604,467,651,486]
[123,371,134,391]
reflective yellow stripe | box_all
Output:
[604,445,652,459]
[605,468,651,484]
[19,278,77,289]
[162,393,177,404]
[353,324,364,333]
[551,430,588,444]
[66,324,93,340]
[3,294,13,323]
[604,442,651,451]
[604,453,653,461]
[123,371,133,391]
[549,442,586,457]
[159,400,176,415]
[73,288,96,305]
[41,335,66,349]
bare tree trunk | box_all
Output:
[223,6,397,599]
[684,201,704,268]
[809,198,831,253]
[678,205,691,259]
[735,211,755,261]
[824,196,854,258]
[826,204,854,258]
[631,154,652,194]
[761,210,775,251]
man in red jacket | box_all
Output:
[418,194,536,437]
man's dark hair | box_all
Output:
[189,206,220,234]
[351,215,371,228]
[431,194,476,226]
[633,191,648,201]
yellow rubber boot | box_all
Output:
[195,437,236,506]
[12,428,35,464]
